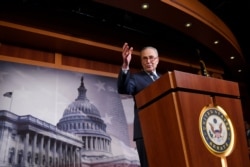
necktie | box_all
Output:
[150,72,158,81]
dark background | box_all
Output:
[0,0,250,120]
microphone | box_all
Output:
[196,49,209,77]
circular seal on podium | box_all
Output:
[199,105,235,157]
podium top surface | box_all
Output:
[135,70,240,109]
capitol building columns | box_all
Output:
[0,111,83,167]
[31,133,37,166]
[0,127,11,164]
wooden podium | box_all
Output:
[135,70,250,167]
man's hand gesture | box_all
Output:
[122,42,133,69]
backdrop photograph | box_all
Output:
[0,60,140,167]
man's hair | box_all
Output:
[141,46,158,56]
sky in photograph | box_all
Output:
[0,61,134,126]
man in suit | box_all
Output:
[117,42,160,167]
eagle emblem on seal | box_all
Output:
[209,118,223,142]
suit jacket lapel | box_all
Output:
[141,71,153,82]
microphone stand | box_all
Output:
[196,49,210,77]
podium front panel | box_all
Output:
[137,70,250,167]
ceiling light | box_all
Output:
[230,56,235,59]
[213,40,219,45]
[141,3,149,9]
[185,22,192,27]
[238,69,242,72]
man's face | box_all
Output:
[141,48,159,73]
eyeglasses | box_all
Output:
[142,56,158,62]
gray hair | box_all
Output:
[141,46,158,56]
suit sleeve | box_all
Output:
[117,69,136,95]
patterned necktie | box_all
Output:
[150,72,158,81]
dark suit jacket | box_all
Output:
[117,69,159,140]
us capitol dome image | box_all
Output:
[57,76,112,158]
